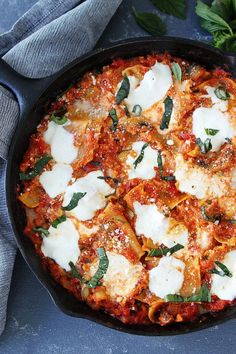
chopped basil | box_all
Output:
[124,105,131,117]
[227,219,236,224]
[90,161,102,166]
[214,86,230,100]
[51,215,66,228]
[132,104,142,116]
[149,243,184,257]
[160,96,173,130]
[109,108,118,132]
[87,248,109,288]
[166,283,211,302]
[201,206,221,223]
[157,150,176,181]
[204,128,219,136]
[62,192,86,211]
[19,155,52,180]
[210,261,233,278]
[133,142,149,169]
[50,113,67,125]
[196,137,212,154]
[171,62,182,83]
[32,226,49,237]
[97,176,120,184]
[69,261,88,284]
[116,76,130,104]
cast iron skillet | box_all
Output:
[1,37,236,335]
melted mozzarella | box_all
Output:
[192,107,233,152]
[126,141,159,180]
[89,251,143,300]
[206,86,228,112]
[62,171,114,221]
[39,163,72,198]
[44,121,78,163]
[134,202,188,247]
[125,62,173,111]
[197,230,211,250]
[211,250,236,301]
[174,154,229,199]
[149,256,185,298]
[41,218,80,271]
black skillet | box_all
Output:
[1,37,236,335]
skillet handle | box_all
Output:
[0,58,54,115]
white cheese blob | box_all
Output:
[124,62,173,111]
[134,202,188,247]
[149,256,185,299]
[197,230,211,250]
[89,251,143,300]
[206,86,228,112]
[126,141,159,180]
[192,107,234,152]
[44,121,78,163]
[39,163,73,198]
[62,171,114,221]
[211,250,236,301]
[174,154,229,199]
[41,218,80,271]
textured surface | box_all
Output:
[0,0,236,353]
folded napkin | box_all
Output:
[0,0,122,335]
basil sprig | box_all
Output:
[109,108,118,132]
[160,96,173,130]
[166,283,211,303]
[116,76,130,104]
[210,261,233,278]
[196,137,212,154]
[133,142,149,169]
[32,226,49,237]
[172,62,182,83]
[149,243,184,257]
[214,86,230,101]
[151,0,187,20]
[132,7,166,36]
[69,248,109,288]
[204,128,219,136]
[157,150,176,181]
[62,192,86,211]
[50,113,67,125]
[97,176,120,184]
[132,104,142,116]
[19,155,52,180]
[51,215,66,228]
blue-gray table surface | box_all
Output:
[0,0,235,353]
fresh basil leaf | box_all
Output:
[51,215,66,228]
[166,283,211,302]
[109,108,118,132]
[149,243,184,257]
[201,206,221,223]
[124,105,131,117]
[160,96,173,130]
[196,137,212,154]
[116,76,130,104]
[172,62,182,83]
[210,261,233,277]
[211,0,236,23]
[214,86,230,100]
[132,104,142,116]
[151,0,187,19]
[19,155,52,180]
[87,248,109,288]
[227,219,236,224]
[50,113,67,125]
[204,128,219,136]
[32,226,49,237]
[133,142,149,169]
[69,261,88,284]
[97,176,120,184]
[62,192,86,211]
[132,7,166,36]
[157,150,176,181]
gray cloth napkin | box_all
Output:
[0,0,122,335]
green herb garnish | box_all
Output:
[19,155,52,180]
[132,104,142,116]
[32,227,49,237]
[87,248,109,288]
[214,86,230,100]
[133,142,149,169]
[62,192,86,211]
[124,105,131,117]
[172,62,182,82]
[109,108,118,132]
[51,215,66,228]
[201,206,221,223]
[116,76,130,104]
[69,261,88,284]
[210,261,233,278]
[132,7,166,36]
[97,176,120,184]
[160,96,173,130]
[196,137,212,154]
[204,128,219,136]
[166,283,211,302]
[149,243,184,257]
[50,113,67,125]
[157,150,176,181]
[151,0,187,19]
